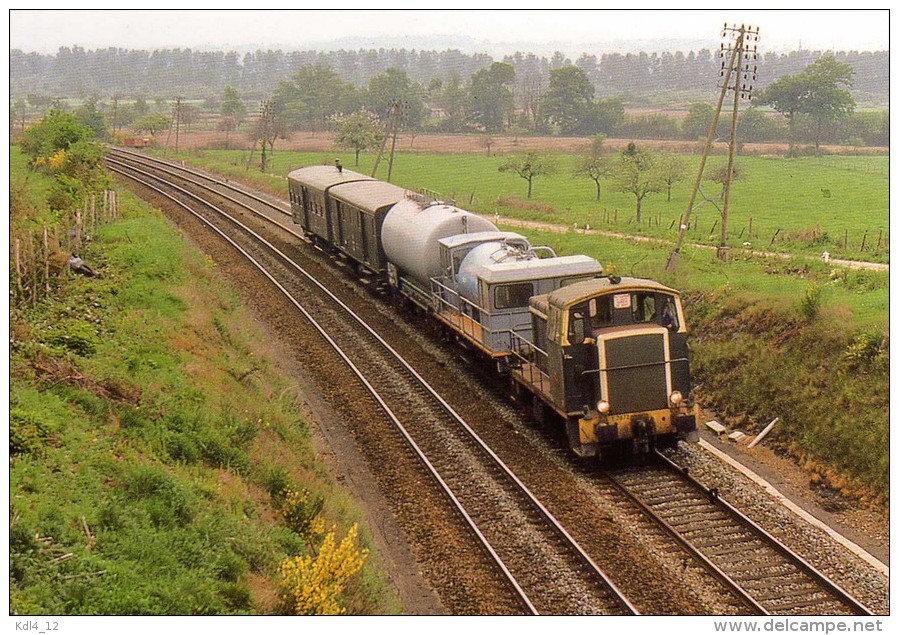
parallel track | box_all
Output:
[605,451,873,615]
[109,148,874,616]
[108,153,637,616]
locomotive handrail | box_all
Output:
[581,357,689,374]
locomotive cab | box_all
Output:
[510,276,698,458]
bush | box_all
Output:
[10,409,53,456]
[278,524,368,615]
[281,488,325,540]
[799,284,822,320]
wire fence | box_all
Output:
[10,190,119,308]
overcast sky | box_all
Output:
[9,9,890,56]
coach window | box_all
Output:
[494,283,534,310]
[631,292,657,323]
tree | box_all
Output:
[682,102,718,140]
[759,55,855,151]
[333,111,384,166]
[134,112,170,136]
[737,106,785,143]
[615,143,663,222]
[657,153,688,201]
[706,162,746,200]
[367,67,427,132]
[574,135,613,200]
[433,71,468,133]
[800,56,856,151]
[575,155,614,201]
[593,98,626,136]
[499,153,556,199]
[540,65,595,135]
[273,65,361,131]
[468,62,515,133]
[221,85,247,128]
[76,98,107,140]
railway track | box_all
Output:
[107,151,637,616]
[108,149,880,616]
[604,451,873,616]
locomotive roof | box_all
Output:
[287,165,373,191]
[532,276,679,311]
[474,255,603,284]
[329,180,406,211]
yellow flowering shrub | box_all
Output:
[47,149,68,172]
[281,488,325,540]
[278,523,369,615]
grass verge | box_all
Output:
[9,158,399,614]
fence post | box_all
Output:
[43,226,50,294]
[75,208,83,253]
[748,217,753,239]
[14,237,22,301]
[861,230,868,251]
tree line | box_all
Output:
[10,45,888,105]
[11,50,888,151]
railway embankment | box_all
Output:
[685,287,889,507]
[9,147,396,615]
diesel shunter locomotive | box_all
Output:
[288,163,698,459]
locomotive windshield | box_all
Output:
[567,292,681,341]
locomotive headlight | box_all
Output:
[669,391,683,406]
[596,400,611,414]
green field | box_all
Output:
[178,148,890,264]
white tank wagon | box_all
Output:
[381,198,497,308]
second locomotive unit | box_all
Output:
[288,163,698,459]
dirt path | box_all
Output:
[491,216,889,272]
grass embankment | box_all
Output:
[155,148,889,503]
[9,149,398,614]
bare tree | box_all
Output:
[615,143,663,222]
[575,155,615,201]
[499,152,556,199]
[657,153,688,201]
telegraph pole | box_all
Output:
[174,96,183,154]
[667,23,759,271]
[372,100,403,180]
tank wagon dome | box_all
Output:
[381,199,498,289]
[287,165,373,190]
